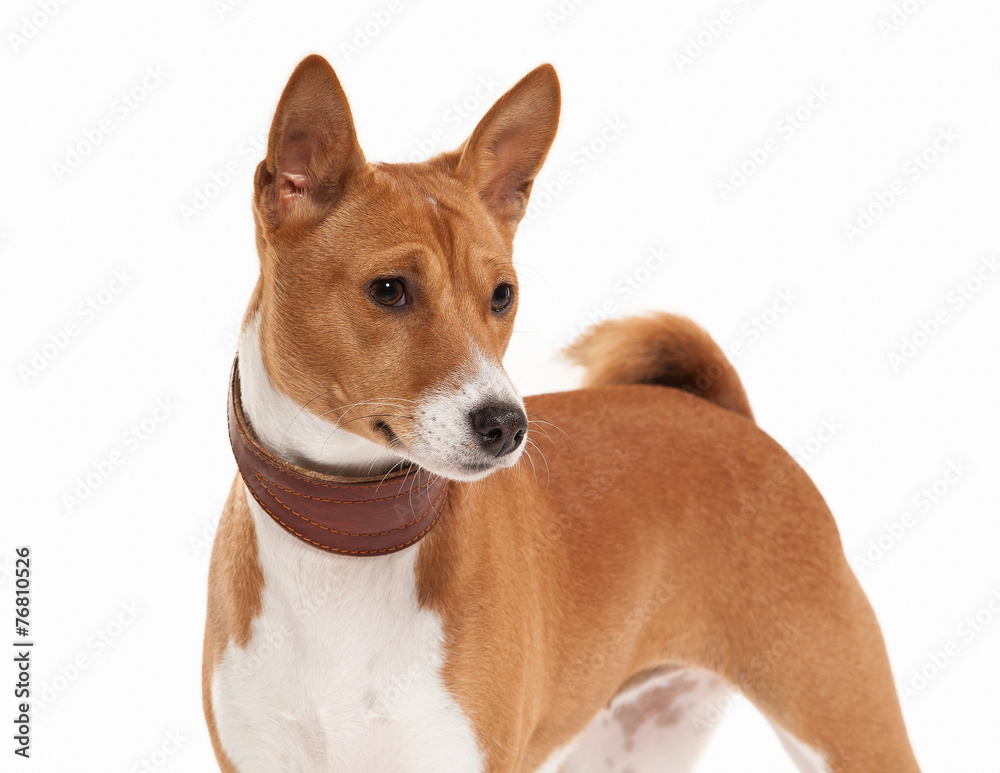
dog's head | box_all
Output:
[247,55,560,481]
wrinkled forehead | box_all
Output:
[315,164,514,269]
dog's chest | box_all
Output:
[210,491,483,773]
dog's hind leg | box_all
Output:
[552,666,732,773]
[689,542,922,773]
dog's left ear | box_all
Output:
[456,64,560,235]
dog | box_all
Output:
[202,55,921,772]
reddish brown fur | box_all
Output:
[203,55,921,773]
[203,475,262,773]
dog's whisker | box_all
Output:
[283,396,412,456]
[520,443,539,485]
[533,442,552,488]
[524,437,550,489]
[318,412,403,455]
[314,400,415,423]
[512,456,524,489]
[525,422,555,446]
[278,388,336,456]
[374,458,416,494]
[526,412,571,443]
[317,402,418,456]
[360,450,388,477]
[509,260,546,282]
[456,478,477,509]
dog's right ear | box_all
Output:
[254,55,365,234]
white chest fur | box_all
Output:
[210,491,485,773]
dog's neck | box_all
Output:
[237,313,407,478]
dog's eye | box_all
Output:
[491,283,514,313]
[371,278,406,307]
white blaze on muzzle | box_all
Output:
[408,350,527,481]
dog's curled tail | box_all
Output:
[565,313,754,422]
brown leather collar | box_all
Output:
[227,359,448,556]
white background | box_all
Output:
[3,0,999,770]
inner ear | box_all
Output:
[256,55,366,232]
[457,64,560,235]
[276,126,317,200]
[478,127,538,214]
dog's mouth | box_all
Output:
[460,459,499,474]
[370,417,524,482]
[425,453,520,483]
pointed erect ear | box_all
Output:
[254,55,365,233]
[456,64,560,233]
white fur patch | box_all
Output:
[534,741,576,773]
[210,489,484,773]
[558,668,732,773]
[771,723,831,773]
[405,347,526,481]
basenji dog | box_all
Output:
[202,55,921,772]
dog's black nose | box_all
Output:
[470,404,528,457]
